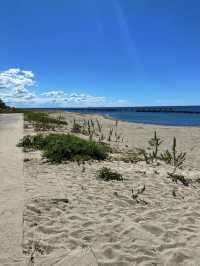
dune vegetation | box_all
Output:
[18,133,111,163]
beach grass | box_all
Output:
[24,111,68,127]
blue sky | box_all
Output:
[0,0,200,107]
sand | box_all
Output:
[2,112,200,265]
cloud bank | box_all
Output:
[0,68,130,107]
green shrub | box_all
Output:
[24,111,68,126]
[18,133,110,163]
[17,134,46,150]
[97,167,123,181]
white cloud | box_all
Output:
[4,68,21,75]
[40,90,106,106]
[42,90,65,98]
[0,68,36,105]
[0,68,131,107]
[0,68,35,91]
[21,70,34,78]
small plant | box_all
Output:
[80,119,96,140]
[98,133,105,143]
[96,119,103,134]
[107,127,113,142]
[89,131,94,141]
[167,172,190,186]
[172,188,176,197]
[160,150,172,164]
[137,131,163,164]
[160,137,186,172]
[172,137,186,171]
[90,119,95,131]
[148,131,163,161]
[97,167,123,181]
[138,148,151,164]
[87,120,91,134]
[131,185,148,205]
[17,134,46,150]
[56,113,65,121]
[71,119,82,133]
[131,185,145,199]
[121,151,143,163]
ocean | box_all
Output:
[62,106,200,126]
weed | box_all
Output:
[160,150,172,164]
[172,188,176,197]
[18,134,46,150]
[131,185,146,199]
[137,131,163,164]
[56,113,65,121]
[167,172,190,186]
[138,148,151,164]
[98,133,105,142]
[97,167,123,181]
[172,137,186,171]
[107,127,113,142]
[71,119,82,133]
[148,131,163,161]
[121,152,143,163]
[96,119,103,134]
[160,137,186,171]
[131,185,148,205]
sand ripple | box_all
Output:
[22,159,200,265]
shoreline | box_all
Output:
[61,110,200,130]
[58,110,200,128]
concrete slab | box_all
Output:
[0,114,24,266]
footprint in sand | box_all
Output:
[141,222,164,237]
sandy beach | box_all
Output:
[1,112,200,265]
[21,112,200,265]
